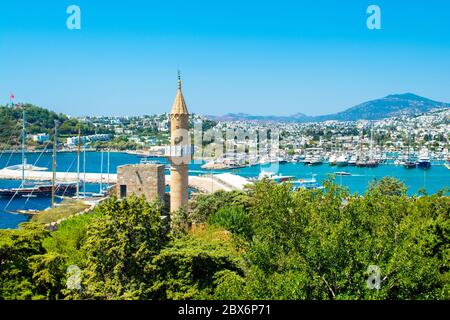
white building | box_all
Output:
[31,133,50,143]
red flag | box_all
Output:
[10,93,14,100]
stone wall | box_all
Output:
[116,164,165,201]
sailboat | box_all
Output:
[403,130,416,169]
[365,125,378,168]
[0,112,78,199]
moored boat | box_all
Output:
[336,154,349,167]
[292,175,324,190]
[403,161,416,169]
[257,171,295,183]
[348,154,358,166]
[328,154,337,166]
[0,183,78,199]
[335,171,351,176]
[308,155,323,166]
[417,149,431,169]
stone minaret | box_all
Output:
[169,72,190,212]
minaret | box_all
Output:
[169,72,190,212]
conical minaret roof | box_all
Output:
[170,72,189,115]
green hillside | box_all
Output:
[0,104,99,149]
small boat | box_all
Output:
[257,171,295,183]
[308,156,323,166]
[140,157,157,164]
[303,155,312,165]
[4,163,48,171]
[335,171,351,176]
[403,161,416,169]
[292,175,324,191]
[445,163,450,170]
[365,160,378,168]
[15,209,40,215]
[356,160,366,167]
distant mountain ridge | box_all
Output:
[207,93,450,122]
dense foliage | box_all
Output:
[0,178,448,300]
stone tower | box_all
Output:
[169,72,190,212]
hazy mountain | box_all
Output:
[207,93,450,122]
[209,113,297,122]
[316,93,450,122]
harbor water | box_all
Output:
[1,151,449,229]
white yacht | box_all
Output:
[328,154,337,166]
[417,149,431,169]
[335,154,349,167]
[348,154,358,166]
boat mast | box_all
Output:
[21,110,26,186]
[51,121,58,208]
[100,150,104,194]
[77,126,81,198]
[107,149,110,187]
[407,129,411,161]
[359,126,364,161]
[370,124,374,161]
[83,145,86,196]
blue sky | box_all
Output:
[1,0,450,116]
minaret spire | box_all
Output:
[171,71,189,115]
[169,71,190,213]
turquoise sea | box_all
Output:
[0,151,449,229]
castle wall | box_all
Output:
[116,164,165,201]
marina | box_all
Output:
[1,150,449,229]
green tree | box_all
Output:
[190,190,248,224]
[208,206,253,241]
[76,196,167,299]
[149,226,244,300]
[0,223,50,300]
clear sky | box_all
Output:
[1,0,450,116]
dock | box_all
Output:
[0,168,249,193]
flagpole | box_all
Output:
[21,110,26,186]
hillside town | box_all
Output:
[60,108,450,168]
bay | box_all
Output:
[0,151,449,229]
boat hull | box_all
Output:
[336,162,348,167]
[403,162,416,169]
[0,184,78,199]
[417,161,431,169]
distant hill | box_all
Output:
[211,113,296,122]
[207,93,450,122]
[315,93,450,122]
